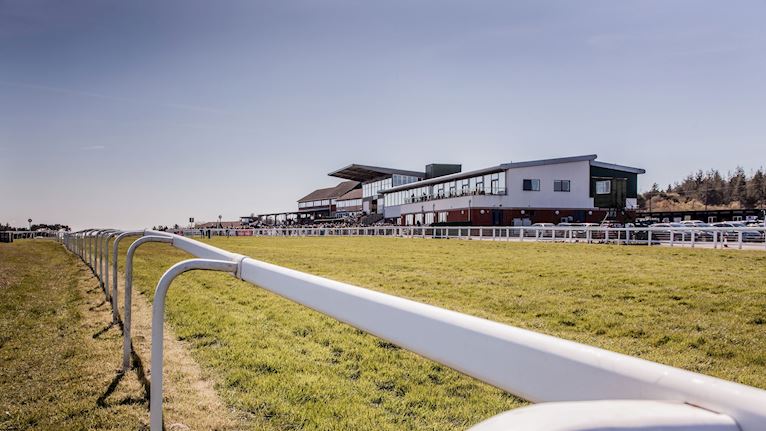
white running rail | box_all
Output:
[174,225,766,250]
[47,229,766,430]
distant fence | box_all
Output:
[0,230,57,242]
[176,225,766,250]
[16,229,766,430]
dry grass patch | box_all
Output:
[0,240,243,430]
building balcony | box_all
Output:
[401,188,506,205]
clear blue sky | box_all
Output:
[2,0,764,229]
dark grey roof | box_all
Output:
[337,188,362,201]
[328,164,425,183]
[298,180,360,202]
[590,160,646,174]
[500,154,597,169]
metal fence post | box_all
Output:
[122,235,173,371]
[109,230,146,323]
[150,258,239,431]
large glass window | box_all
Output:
[392,174,420,187]
[337,198,362,208]
[383,171,507,207]
[363,177,394,198]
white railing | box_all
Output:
[48,229,766,430]
[176,225,766,250]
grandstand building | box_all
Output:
[297,180,360,221]
[328,164,429,218]
[258,155,644,226]
[380,155,645,226]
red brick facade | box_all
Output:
[400,207,636,226]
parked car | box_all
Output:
[647,222,691,242]
[712,222,763,240]
[679,220,715,240]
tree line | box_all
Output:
[641,167,766,209]
[0,223,71,231]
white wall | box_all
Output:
[505,160,594,209]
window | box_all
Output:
[425,212,434,225]
[554,180,571,192]
[733,215,743,221]
[596,180,611,195]
[438,212,447,223]
[523,179,540,191]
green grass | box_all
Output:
[0,240,148,430]
[120,237,766,430]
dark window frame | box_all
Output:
[554,180,571,192]
[523,179,540,191]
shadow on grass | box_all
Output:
[88,299,107,311]
[96,346,151,410]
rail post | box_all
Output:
[150,258,239,431]
[109,230,146,323]
[122,235,173,371]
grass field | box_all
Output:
[0,240,148,430]
[118,236,766,430]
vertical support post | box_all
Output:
[111,230,145,323]
[150,259,239,431]
[122,235,173,371]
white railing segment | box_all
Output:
[52,230,766,431]
[178,225,766,250]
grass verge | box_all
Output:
[0,240,147,430]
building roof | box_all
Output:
[337,188,362,201]
[298,180,360,202]
[590,160,646,174]
[499,154,598,169]
[380,154,645,194]
[328,164,425,183]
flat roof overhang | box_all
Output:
[328,164,425,183]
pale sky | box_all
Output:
[1,0,764,230]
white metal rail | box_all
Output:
[44,229,766,430]
[176,225,766,250]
